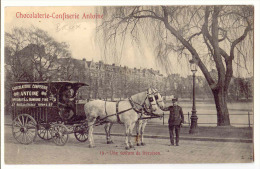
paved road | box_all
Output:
[4,125,253,164]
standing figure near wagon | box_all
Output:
[161,97,184,146]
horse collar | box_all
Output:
[128,97,143,114]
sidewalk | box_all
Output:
[4,115,253,143]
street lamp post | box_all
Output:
[189,58,199,134]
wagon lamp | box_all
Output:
[189,58,199,134]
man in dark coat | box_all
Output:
[162,97,184,146]
[61,85,76,120]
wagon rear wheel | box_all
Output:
[12,114,37,145]
[51,124,69,146]
[74,125,88,142]
[37,123,52,140]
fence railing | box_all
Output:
[161,112,253,127]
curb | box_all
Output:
[93,132,253,143]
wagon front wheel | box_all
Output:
[74,125,88,142]
[12,114,37,145]
[51,124,69,146]
[37,124,52,140]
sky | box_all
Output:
[4,6,253,78]
[4,6,193,77]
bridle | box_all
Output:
[128,88,157,115]
[143,90,157,113]
[151,88,164,108]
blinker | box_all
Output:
[148,97,154,102]
[154,95,158,100]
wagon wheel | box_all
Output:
[74,125,88,142]
[12,114,37,145]
[51,124,69,146]
[37,123,52,140]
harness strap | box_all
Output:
[128,97,143,114]
[105,101,108,117]
[116,101,121,123]
[143,106,161,118]
[116,101,135,124]
[97,101,135,125]
[139,116,161,120]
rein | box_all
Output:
[142,106,161,118]
[138,115,161,120]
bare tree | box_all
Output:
[96,6,253,126]
[57,57,76,81]
[5,27,72,81]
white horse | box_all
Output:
[84,88,159,149]
[103,88,165,146]
[135,88,165,146]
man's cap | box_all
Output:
[172,97,178,102]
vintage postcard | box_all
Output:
[2,3,256,167]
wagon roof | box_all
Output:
[13,81,89,89]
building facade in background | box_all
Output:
[59,58,164,100]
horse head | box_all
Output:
[143,88,158,112]
[130,88,158,112]
[151,88,165,109]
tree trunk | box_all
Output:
[212,88,231,126]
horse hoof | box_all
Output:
[107,141,114,144]
[130,145,135,148]
[141,143,146,146]
[137,143,140,146]
[125,146,130,150]
[89,145,96,148]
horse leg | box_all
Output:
[136,120,142,146]
[108,123,114,144]
[88,117,96,148]
[104,123,113,144]
[125,124,130,150]
[129,122,135,148]
[141,119,148,146]
[104,123,109,143]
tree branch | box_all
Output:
[230,24,252,60]
[161,6,216,88]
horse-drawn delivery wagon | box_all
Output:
[11,81,89,146]
[11,81,164,149]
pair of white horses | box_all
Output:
[84,88,164,149]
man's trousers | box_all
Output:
[168,124,180,145]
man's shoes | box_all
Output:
[176,143,179,146]
[169,142,174,146]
